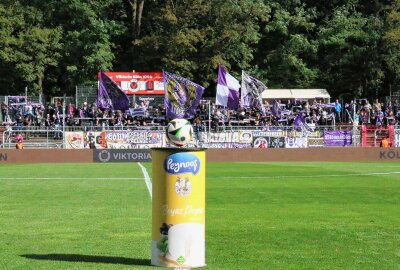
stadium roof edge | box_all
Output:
[261,89,330,100]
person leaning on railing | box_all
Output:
[15,139,23,149]
[380,137,391,148]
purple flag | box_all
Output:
[216,65,240,109]
[241,71,267,115]
[271,100,281,117]
[163,71,205,119]
[294,114,305,130]
[97,72,130,111]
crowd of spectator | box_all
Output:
[0,99,165,131]
[204,98,400,131]
[1,97,399,132]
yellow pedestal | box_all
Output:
[151,148,206,268]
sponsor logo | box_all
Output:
[94,149,152,162]
[379,150,400,160]
[239,131,252,143]
[129,79,140,91]
[0,153,8,162]
[98,150,111,162]
[176,256,186,265]
[253,137,268,148]
[174,177,192,196]
[164,153,200,175]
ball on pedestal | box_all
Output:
[166,118,193,147]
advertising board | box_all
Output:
[100,72,164,95]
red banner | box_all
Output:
[99,72,164,95]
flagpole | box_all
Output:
[208,101,211,133]
[223,105,226,132]
[62,94,66,149]
[25,86,28,114]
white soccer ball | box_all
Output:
[166,118,193,147]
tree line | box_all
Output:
[0,0,399,100]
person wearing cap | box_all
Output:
[16,139,23,149]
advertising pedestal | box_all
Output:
[151,148,206,268]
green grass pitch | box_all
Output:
[0,162,399,269]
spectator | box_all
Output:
[15,139,23,149]
[380,137,390,148]
[89,137,96,149]
[364,100,372,124]
[1,102,8,122]
[45,113,52,127]
[353,111,360,125]
[15,113,23,131]
[335,99,342,122]
[373,99,381,112]
[68,104,75,117]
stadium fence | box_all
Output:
[0,124,373,149]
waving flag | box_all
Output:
[241,71,267,115]
[293,113,310,131]
[97,72,130,111]
[271,100,281,117]
[163,71,205,119]
[294,114,305,126]
[216,65,240,109]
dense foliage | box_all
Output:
[0,0,399,99]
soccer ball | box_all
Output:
[166,118,193,147]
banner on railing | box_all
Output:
[252,136,286,148]
[324,130,352,146]
[290,130,321,138]
[252,136,268,148]
[200,142,251,148]
[86,131,107,149]
[64,127,360,149]
[65,132,85,149]
[308,138,324,147]
[268,137,285,148]
[65,130,165,149]
[253,130,295,148]
[198,131,252,144]
[285,137,308,148]
[65,131,106,149]
[395,129,400,147]
[253,130,287,138]
[105,130,165,149]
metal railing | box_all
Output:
[1,124,364,149]
[2,129,63,149]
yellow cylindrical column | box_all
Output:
[151,148,206,268]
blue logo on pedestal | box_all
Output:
[164,153,200,175]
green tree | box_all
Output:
[258,1,318,88]
[36,0,119,94]
[131,0,268,95]
[0,0,397,100]
[384,0,400,85]
[317,3,384,98]
[0,2,62,95]
[122,0,145,40]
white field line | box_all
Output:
[0,177,143,180]
[214,171,400,179]
[2,171,397,182]
[138,162,152,199]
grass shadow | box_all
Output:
[21,254,151,266]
